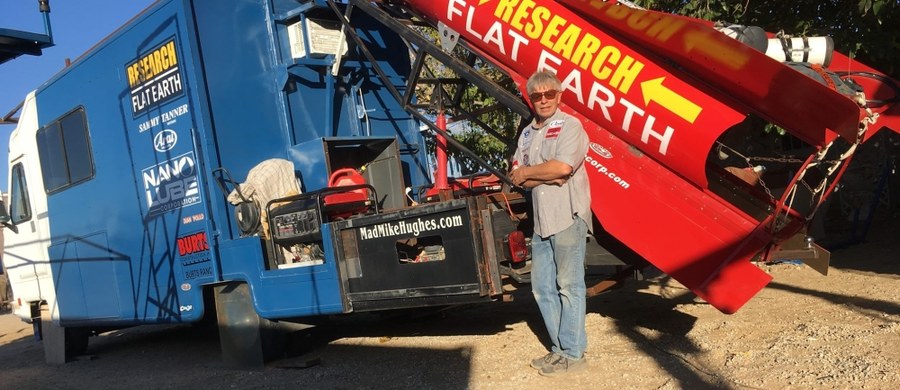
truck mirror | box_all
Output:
[0,200,18,234]
[0,200,10,223]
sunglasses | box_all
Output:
[529,90,559,102]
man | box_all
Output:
[509,70,591,376]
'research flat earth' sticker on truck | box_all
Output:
[126,38,184,117]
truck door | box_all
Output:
[3,92,56,320]
[121,33,213,321]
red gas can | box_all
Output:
[323,168,369,218]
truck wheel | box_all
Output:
[214,282,287,368]
[64,327,90,358]
[0,273,11,314]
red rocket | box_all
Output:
[402,0,900,313]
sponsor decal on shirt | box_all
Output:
[548,119,565,127]
[545,126,561,139]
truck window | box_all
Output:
[9,163,31,224]
[36,107,94,193]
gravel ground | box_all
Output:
[1,218,897,389]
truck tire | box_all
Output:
[214,282,287,369]
[0,273,11,313]
[64,327,90,358]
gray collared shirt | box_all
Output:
[513,110,591,238]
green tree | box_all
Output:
[633,0,899,78]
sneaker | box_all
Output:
[530,352,557,370]
[538,355,587,376]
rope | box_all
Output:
[499,191,518,221]
[809,64,837,91]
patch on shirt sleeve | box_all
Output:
[545,126,561,139]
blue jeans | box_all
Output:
[531,217,588,360]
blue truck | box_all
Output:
[0,0,538,366]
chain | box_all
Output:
[716,142,781,201]
[747,155,803,164]
[756,172,777,202]
[716,142,854,166]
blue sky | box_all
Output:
[0,0,155,193]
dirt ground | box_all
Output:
[1,217,898,389]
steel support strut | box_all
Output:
[327,0,532,186]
